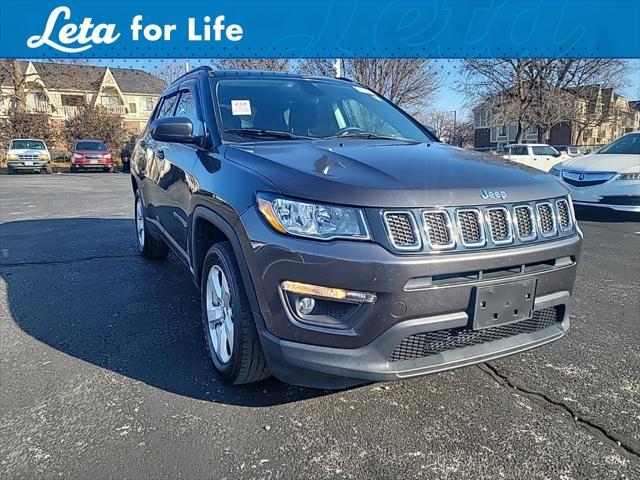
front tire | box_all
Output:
[201,242,270,385]
[135,192,169,259]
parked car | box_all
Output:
[565,146,587,157]
[550,132,640,212]
[70,140,114,173]
[5,138,52,174]
[132,67,582,389]
[501,143,565,171]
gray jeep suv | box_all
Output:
[131,67,582,389]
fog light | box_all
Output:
[296,297,316,315]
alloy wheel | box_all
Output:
[206,265,234,364]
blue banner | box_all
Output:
[0,0,638,58]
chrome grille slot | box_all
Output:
[513,205,536,241]
[555,199,572,232]
[383,212,421,250]
[536,202,557,237]
[456,209,485,247]
[18,154,39,161]
[486,207,512,244]
[422,210,455,249]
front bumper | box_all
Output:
[240,208,582,388]
[566,180,640,212]
[260,293,569,389]
[8,161,48,170]
[72,162,114,169]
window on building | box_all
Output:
[143,97,155,111]
[129,102,137,114]
[101,95,122,106]
[498,125,507,137]
[61,95,85,106]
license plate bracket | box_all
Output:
[90,159,98,164]
[472,279,536,330]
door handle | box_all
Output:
[156,149,165,160]
[139,140,146,149]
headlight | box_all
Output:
[617,173,640,181]
[39,154,49,161]
[549,166,562,177]
[256,194,370,240]
[103,153,112,159]
[7,153,18,160]
[73,153,83,159]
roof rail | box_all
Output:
[171,65,213,85]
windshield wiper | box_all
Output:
[324,132,413,141]
[224,128,309,140]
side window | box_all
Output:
[174,90,199,125]
[157,94,179,119]
[511,146,528,155]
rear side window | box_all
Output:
[174,90,199,125]
[157,94,179,119]
[511,146,528,155]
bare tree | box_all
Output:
[458,59,629,143]
[420,109,455,141]
[0,59,32,113]
[151,60,189,85]
[450,121,475,148]
[299,59,442,115]
[212,58,290,72]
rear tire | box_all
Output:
[201,241,270,385]
[135,192,169,259]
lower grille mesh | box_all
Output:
[389,307,560,362]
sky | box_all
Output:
[84,58,640,121]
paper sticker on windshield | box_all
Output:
[231,100,252,116]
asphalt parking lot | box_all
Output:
[1,173,639,479]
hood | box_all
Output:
[224,140,568,208]
[8,148,47,155]
[559,152,640,173]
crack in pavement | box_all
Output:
[478,362,640,460]
[0,253,141,269]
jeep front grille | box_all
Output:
[514,205,536,240]
[381,197,574,253]
[486,207,512,244]
[423,211,455,249]
[383,212,421,250]
[389,307,561,362]
[556,199,572,232]
[536,202,557,237]
[456,209,485,247]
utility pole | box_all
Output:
[451,110,457,146]
[334,59,342,78]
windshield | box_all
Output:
[531,146,559,156]
[75,141,107,151]
[10,140,46,150]
[214,78,433,142]
[597,133,640,155]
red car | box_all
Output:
[70,140,114,173]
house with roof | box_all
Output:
[0,61,166,135]
[472,86,640,149]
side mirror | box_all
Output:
[150,117,198,143]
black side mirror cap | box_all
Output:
[150,117,200,144]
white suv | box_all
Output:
[6,139,52,174]
[501,144,566,172]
